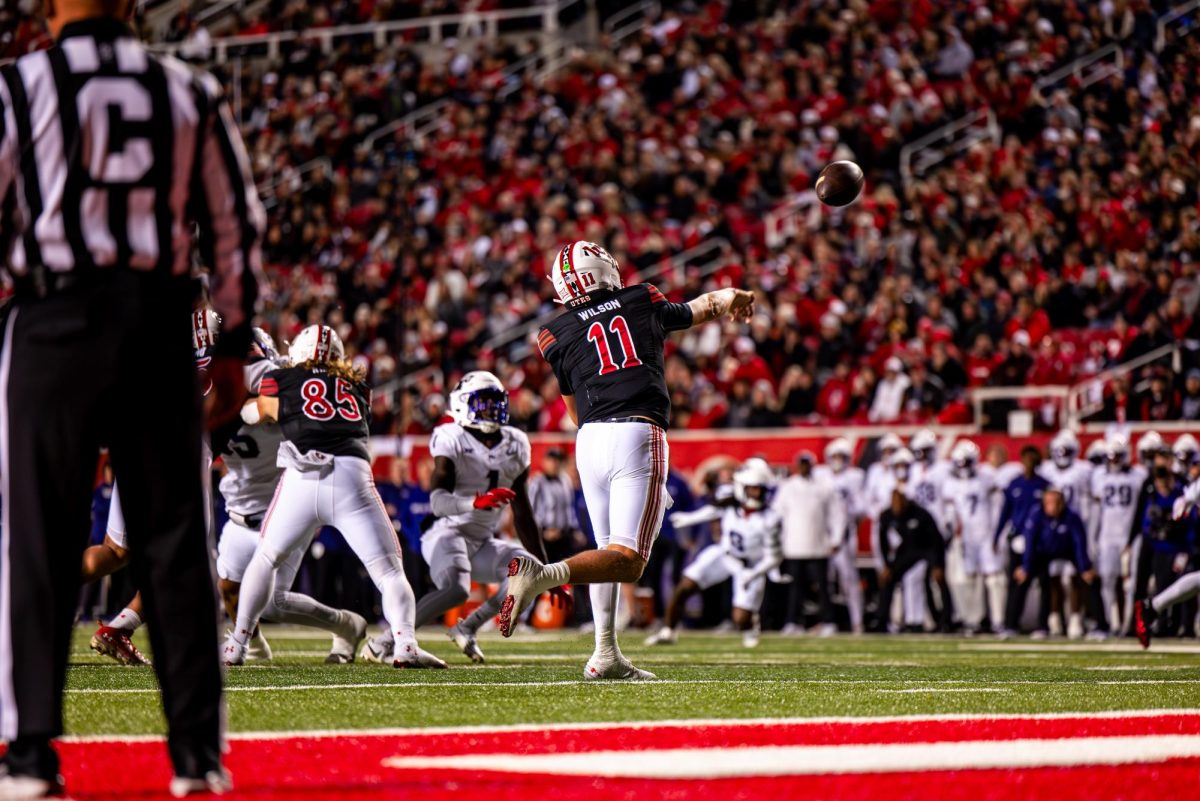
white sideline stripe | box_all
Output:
[379,735,1200,777]
[64,677,1200,696]
[960,642,1200,654]
[58,708,1200,744]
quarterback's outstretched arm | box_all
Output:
[686,288,756,326]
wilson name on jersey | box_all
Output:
[720,507,783,562]
[218,422,285,516]
[259,367,371,461]
[538,284,692,430]
[429,422,531,540]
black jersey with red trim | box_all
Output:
[259,367,371,461]
[538,283,692,429]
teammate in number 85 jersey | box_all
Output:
[500,240,755,682]
[222,324,444,669]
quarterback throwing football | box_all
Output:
[498,241,754,680]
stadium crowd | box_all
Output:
[150,0,1200,435]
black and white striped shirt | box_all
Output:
[527,471,578,531]
[0,17,263,334]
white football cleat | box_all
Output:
[447,622,485,664]
[221,636,246,667]
[779,622,805,636]
[169,769,232,797]
[360,634,393,664]
[0,771,63,800]
[644,626,677,646]
[498,557,555,638]
[327,612,368,664]
[816,623,838,638]
[742,629,760,648]
[246,630,273,662]
[393,642,448,670]
[1067,614,1084,640]
[584,656,656,681]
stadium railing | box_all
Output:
[1158,0,1200,49]
[1065,343,1183,426]
[152,0,585,63]
[898,108,1000,189]
[1029,42,1125,97]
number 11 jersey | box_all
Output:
[260,367,371,461]
[538,284,693,429]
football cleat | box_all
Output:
[246,630,273,662]
[1134,600,1156,650]
[584,656,656,681]
[360,635,393,664]
[0,772,63,800]
[327,612,368,664]
[498,557,555,638]
[91,625,152,666]
[643,626,677,646]
[742,629,760,648]
[393,642,448,670]
[221,636,246,667]
[447,622,485,664]
[169,769,232,798]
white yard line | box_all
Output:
[379,735,1200,777]
[59,708,1200,744]
[960,642,1200,654]
[873,688,1008,694]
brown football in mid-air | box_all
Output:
[815,160,864,207]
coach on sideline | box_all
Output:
[0,0,263,796]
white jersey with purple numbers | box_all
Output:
[941,471,997,541]
[1039,460,1095,524]
[719,506,783,563]
[428,422,531,541]
[910,460,950,534]
[1091,465,1148,545]
[219,422,286,518]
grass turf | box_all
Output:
[64,626,1200,737]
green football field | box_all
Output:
[63,625,1200,737]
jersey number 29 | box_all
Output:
[587,315,642,375]
[301,378,363,422]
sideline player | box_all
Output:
[498,241,754,680]
[1089,436,1146,635]
[645,459,783,648]
[816,439,866,633]
[221,325,444,668]
[361,371,557,665]
[1135,450,1200,647]
[941,440,1003,633]
[216,329,368,663]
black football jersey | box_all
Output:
[259,366,371,461]
[539,284,692,429]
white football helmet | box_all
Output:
[1049,429,1080,468]
[549,241,623,303]
[252,327,282,363]
[910,429,938,464]
[448,371,509,434]
[825,437,853,471]
[889,446,915,481]
[951,440,980,474]
[733,458,776,510]
[879,432,903,454]
[289,324,344,365]
[1173,434,1199,472]
[1105,436,1131,468]
[1085,439,1107,466]
[1137,430,1164,464]
[191,308,220,352]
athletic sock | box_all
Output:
[590,583,620,664]
[109,607,142,633]
[542,561,570,586]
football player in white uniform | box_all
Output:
[362,372,556,664]
[941,440,1003,633]
[216,329,368,663]
[909,429,950,531]
[1090,436,1147,636]
[816,439,865,633]
[872,446,931,629]
[1173,434,1198,480]
[864,433,904,569]
[645,460,783,648]
[1039,431,1095,530]
[1085,439,1107,470]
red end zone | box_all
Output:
[43,712,1200,800]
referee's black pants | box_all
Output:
[0,272,222,780]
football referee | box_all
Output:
[0,0,263,796]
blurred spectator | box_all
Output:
[869,357,910,423]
